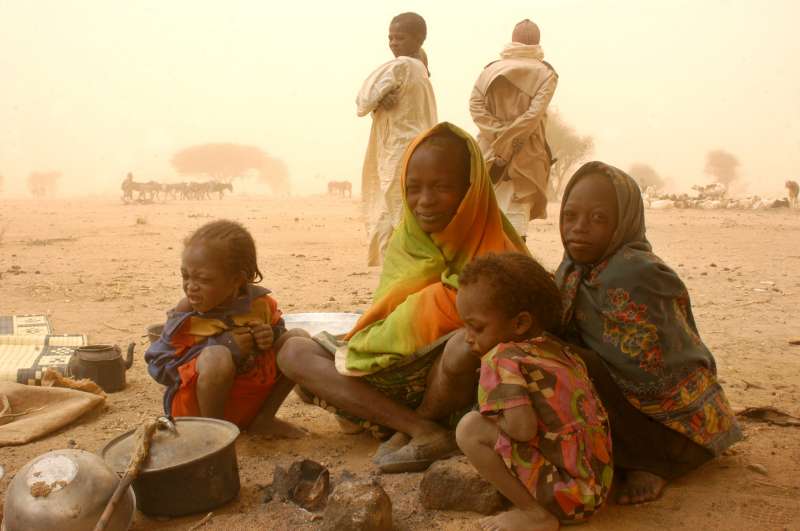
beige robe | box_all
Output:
[470,43,557,234]
[357,56,437,266]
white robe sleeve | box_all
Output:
[356,60,410,118]
[493,72,558,161]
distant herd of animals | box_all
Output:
[327,180,352,198]
[120,173,798,208]
[121,173,232,202]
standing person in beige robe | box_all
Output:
[357,12,437,266]
[470,19,557,240]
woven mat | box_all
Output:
[0,315,86,385]
[0,314,52,337]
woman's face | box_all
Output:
[405,143,470,233]
[560,174,618,265]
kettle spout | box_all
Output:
[124,342,135,369]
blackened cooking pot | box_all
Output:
[100,417,240,517]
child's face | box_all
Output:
[388,22,421,58]
[181,242,244,313]
[456,281,526,355]
[406,144,470,233]
[560,174,618,265]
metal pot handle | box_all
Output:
[124,343,135,370]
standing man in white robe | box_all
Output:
[357,12,437,266]
[470,19,558,240]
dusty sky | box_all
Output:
[1,0,798,197]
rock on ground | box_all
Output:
[264,459,330,511]
[322,480,393,531]
[419,456,505,515]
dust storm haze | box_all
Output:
[1,0,798,197]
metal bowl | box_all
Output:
[2,449,135,531]
[282,312,361,337]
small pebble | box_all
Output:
[747,463,768,475]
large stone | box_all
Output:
[419,457,505,515]
[322,480,393,531]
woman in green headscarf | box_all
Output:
[555,161,741,504]
[279,123,526,472]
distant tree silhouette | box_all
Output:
[704,149,739,186]
[27,171,61,197]
[171,143,289,194]
[545,112,595,199]
[629,163,666,191]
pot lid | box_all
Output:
[101,417,239,474]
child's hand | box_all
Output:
[250,323,274,352]
[231,327,256,356]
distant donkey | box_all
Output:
[121,172,134,201]
[209,181,233,199]
[786,180,799,208]
[121,173,162,202]
[327,180,352,198]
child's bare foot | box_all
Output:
[616,470,666,504]
[479,508,559,531]
[249,417,307,439]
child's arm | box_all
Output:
[496,405,538,442]
[478,344,539,442]
[356,60,408,117]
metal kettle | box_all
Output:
[67,343,134,393]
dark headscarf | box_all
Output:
[555,162,741,455]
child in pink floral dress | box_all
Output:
[455,253,612,531]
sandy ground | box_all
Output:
[0,195,799,531]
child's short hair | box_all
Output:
[185,219,263,283]
[392,12,427,40]
[460,252,562,333]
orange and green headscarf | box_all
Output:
[340,122,528,374]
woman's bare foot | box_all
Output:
[248,417,307,439]
[616,470,666,504]
[479,508,559,531]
